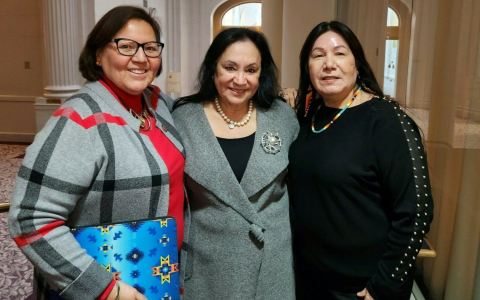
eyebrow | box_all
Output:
[312,45,348,52]
[223,60,259,67]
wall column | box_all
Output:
[35,0,84,130]
[42,0,83,99]
[164,0,182,97]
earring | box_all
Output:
[96,60,101,66]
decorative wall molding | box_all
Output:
[0,95,36,103]
[0,95,36,143]
[0,133,34,143]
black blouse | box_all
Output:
[217,132,255,182]
[289,98,433,299]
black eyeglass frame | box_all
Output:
[111,38,165,58]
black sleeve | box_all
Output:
[367,101,434,299]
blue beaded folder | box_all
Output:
[71,217,180,299]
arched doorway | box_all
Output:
[385,0,412,106]
[213,1,262,37]
[384,7,399,98]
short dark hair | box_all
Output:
[176,28,280,109]
[296,21,383,121]
[79,6,162,81]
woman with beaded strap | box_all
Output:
[172,28,298,299]
[289,21,434,300]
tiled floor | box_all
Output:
[0,143,33,299]
[0,144,26,204]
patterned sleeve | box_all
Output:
[8,99,113,299]
[367,100,434,299]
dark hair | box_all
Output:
[296,21,383,121]
[79,6,162,81]
[175,28,280,109]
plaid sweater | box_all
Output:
[8,81,184,299]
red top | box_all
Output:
[141,117,185,248]
[99,78,185,248]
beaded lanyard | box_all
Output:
[310,86,361,134]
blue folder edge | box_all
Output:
[49,217,180,299]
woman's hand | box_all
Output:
[357,288,374,300]
[106,281,147,300]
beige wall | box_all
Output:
[406,0,437,110]
[280,0,336,88]
[0,0,43,141]
[470,40,480,121]
[2,0,480,142]
[261,0,283,81]
[0,96,36,142]
[0,0,43,96]
[337,0,388,84]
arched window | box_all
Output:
[383,7,400,98]
[213,1,262,36]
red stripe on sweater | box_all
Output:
[97,279,117,300]
[53,107,127,129]
[13,220,65,248]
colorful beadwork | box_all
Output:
[311,86,361,134]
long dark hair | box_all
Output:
[296,21,383,121]
[175,27,280,109]
[79,6,162,81]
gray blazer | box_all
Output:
[173,99,299,300]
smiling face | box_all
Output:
[308,31,358,103]
[214,40,261,108]
[97,19,161,95]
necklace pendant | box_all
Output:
[228,123,235,129]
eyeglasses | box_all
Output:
[111,38,164,58]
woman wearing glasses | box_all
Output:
[8,6,184,300]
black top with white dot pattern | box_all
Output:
[289,98,434,299]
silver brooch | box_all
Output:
[261,132,282,154]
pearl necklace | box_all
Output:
[214,97,253,129]
[311,86,361,134]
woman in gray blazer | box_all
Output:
[173,28,298,299]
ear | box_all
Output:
[95,50,103,66]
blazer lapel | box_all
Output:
[240,107,289,198]
[182,103,263,225]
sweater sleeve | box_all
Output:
[366,101,434,299]
[8,101,113,299]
